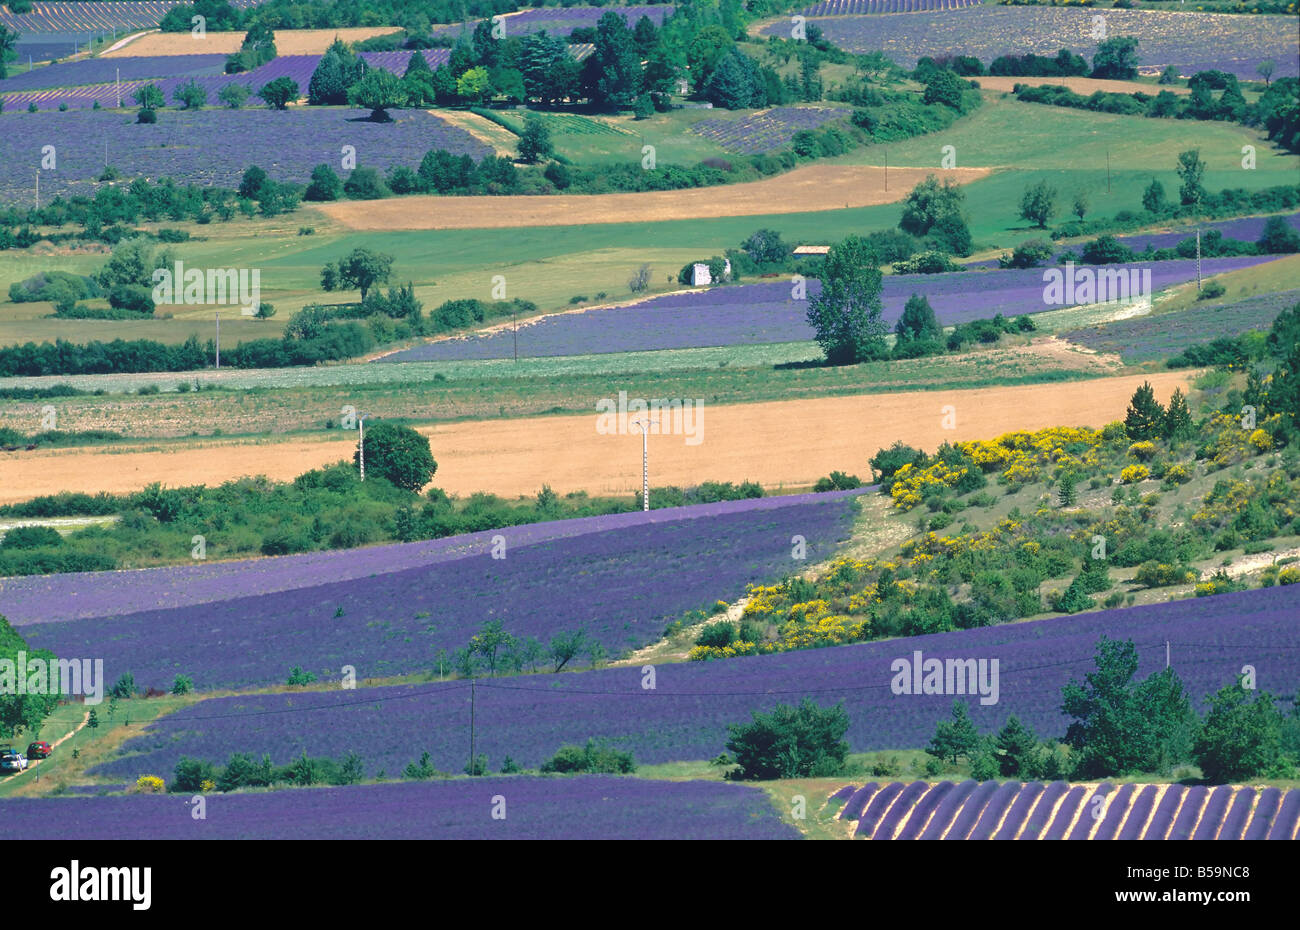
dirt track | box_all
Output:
[0,372,1191,502]
[313,165,991,230]
[975,76,1190,96]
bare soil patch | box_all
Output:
[976,75,1190,96]
[0,372,1190,503]
[103,28,399,57]
[431,109,520,158]
[314,165,992,230]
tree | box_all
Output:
[632,14,659,55]
[994,715,1039,777]
[806,236,888,365]
[628,263,651,293]
[0,615,60,738]
[1091,36,1139,80]
[1163,388,1194,441]
[686,25,733,86]
[258,77,299,110]
[303,164,343,202]
[1256,59,1275,85]
[1258,215,1300,254]
[1124,380,1167,441]
[1061,636,1195,777]
[342,167,389,200]
[922,68,965,109]
[1176,149,1206,207]
[724,699,850,780]
[217,83,250,109]
[456,66,492,105]
[1194,682,1288,784]
[548,630,588,672]
[347,69,406,121]
[353,421,436,491]
[1072,190,1088,221]
[895,293,941,344]
[469,620,515,677]
[519,31,579,105]
[238,165,270,200]
[899,174,965,237]
[517,115,553,164]
[743,228,791,266]
[0,24,18,80]
[1057,470,1077,507]
[173,79,207,110]
[584,10,643,109]
[1019,180,1057,228]
[926,699,981,764]
[309,40,367,105]
[132,83,164,111]
[1141,177,1167,214]
[320,247,394,300]
[702,48,757,110]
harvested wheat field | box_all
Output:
[314,165,992,230]
[0,372,1190,503]
[974,75,1191,96]
[103,28,401,57]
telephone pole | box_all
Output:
[1195,228,1202,292]
[214,312,220,369]
[469,676,476,773]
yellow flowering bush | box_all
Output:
[1163,463,1191,485]
[133,775,166,794]
[1127,441,1156,460]
[1279,567,1300,586]
[200,778,216,792]
[1120,464,1149,484]
[1249,429,1274,453]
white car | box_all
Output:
[0,752,28,773]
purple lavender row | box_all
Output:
[1,489,870,626]
[379,257,1272,363]
[829,784,857,802]
[1019,781,1067,840]
[1167,786,1208,840]
[869,779,930,839]
[89,585,1300,779]
[1067,784,1115,840]
[917,780,977,840]
[895,781,954,840]
[943,780,999,840]
[1191,786,1235,840]
[1267,791,1300,841]
[0,53,228,91]
[1217,787,1255,841]
[1141,786,1184,841]
[840,782,880,821]
[966,781,1020,841]
[1116,784,1158,840]
[992,782,1044,840]
[1243,787,1282,841]
[855,781,906,836]
[0,776,799,840]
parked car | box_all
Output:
[26,741,51,759]
[0,752,28,773]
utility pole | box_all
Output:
[513,307,518,362]
[358,414,369,481]
[34,171,38,210]
[215,312,220,369]
[1166,640,1170,668]
[116,68,120,108]
[884,149,888,192]
[1106,149,1111,194]
[1195,227,1202,292]
[469,676,476,773]
[632,419,654,511]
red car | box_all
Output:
[26,742,51,760]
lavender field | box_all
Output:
[836,780,1300,840]
[93,585,1300,779]
[1062,288,1300,363]
[430,6,674,39]
[0,1,261,34]
[0,107,488,203]
[0,53,228,91]
[763,7,1299,78]
[799,0,984,12]
[0,777,800,840]
[23,492,862,690]
[689,106,847,154]
[3,494,864,625]
[378,257,1272,362]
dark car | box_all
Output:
[27,741,51,759]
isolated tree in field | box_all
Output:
[320,248,394,300]
[742,228,791,266]
[899,174,964,237]
[1141,177,1167,214]
[173,79,207,110]
[1256,59,1275,85]
[926,699,981,764]
[628,263,651,293]
[456,66,492,105]
[258,76,299,110]
[1163,388,1194,441]
[725,699,850,780]
[1072,190,1088,221]
[1019,180,1057,229]
[1176,149,1206,206]
[469,620,516,677]
[133,83,165,111]
[1090,36,1139,80]
[548,630,588,672]
[517,115,554,164]
[895,293,941,344]
[807,236,887,365]
[348,68,407,121]
[217,83,250,109]
[1193,682,1287,783]
[353,421,436,491]
[1124,380,1166,441]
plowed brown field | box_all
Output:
[975,76,1190,95]
[313,165,992,230]
[0,372,1191,503]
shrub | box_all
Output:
[1120,464,1149,484]
[133,775,166,794]
[813,470,863,492]
[1278,566,1300,585]
[1198,281,1226,300]
[287,666,317,686]
[0,525,63,549]
[724,698,850,780]
[1134,561,1195,588]
[540,739,636,774]
[110,672,136,699]
[171,757,216,792]
[170,674,193,695]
